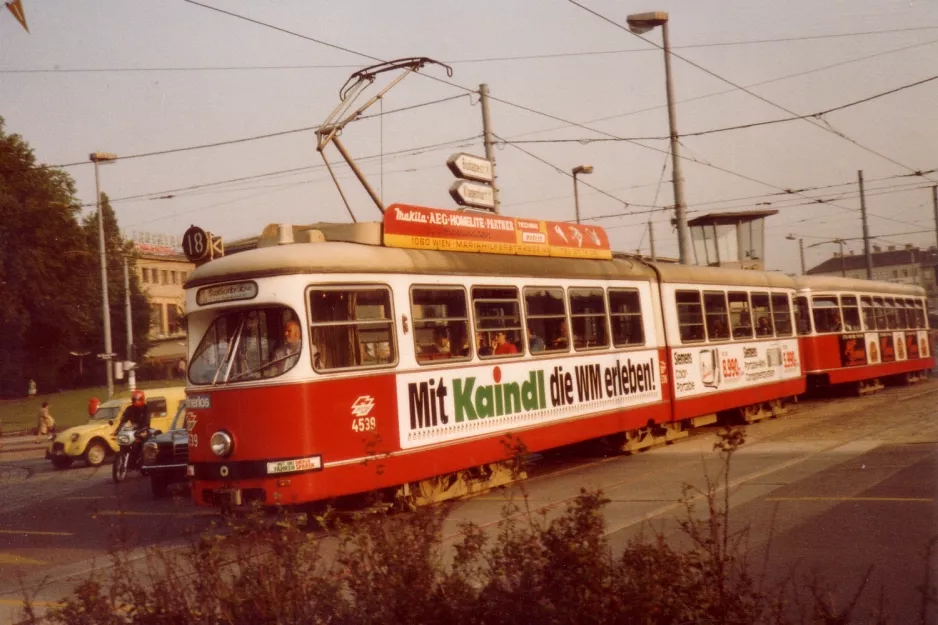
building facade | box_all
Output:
[806,244,938,312]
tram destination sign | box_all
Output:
[383,203,612,259]
[446,152,494,183]
[449,180,495,211]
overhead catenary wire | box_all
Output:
[567,0,938,185]
[7,25,938,74]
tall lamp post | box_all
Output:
[786,234,806,274]
[626,11,691,265]
[572,164,593,224]
[90,151,118,399]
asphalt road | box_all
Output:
[1,380,936,623]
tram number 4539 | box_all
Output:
[351,417,377,432]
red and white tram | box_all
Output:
[792,275,934,392]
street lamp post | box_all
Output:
[572,165,593,224]
[90,151,118,399]
[786,234,806,274]
[626,11,691,265]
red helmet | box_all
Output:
[131,389,146,407]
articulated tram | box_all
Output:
[181,205,931,511]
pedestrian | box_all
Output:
[35,401,55,443]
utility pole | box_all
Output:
[798,238,805,274]
[91,153,117,400]
[932,185,938,251]
[859,170,873,279]
[478,84,500,213]
[838,239,845,277]
[649,219,657,261]
[123,256,136,392]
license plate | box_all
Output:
[214,489,242,507]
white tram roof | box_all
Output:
[186,228,658,288]
[792,274,926,298]
[648,262,796,290]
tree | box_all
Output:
[79,193,151,380]
[0,117,97,396]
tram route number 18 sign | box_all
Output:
[383,203,612,260]
[182,225,224,263]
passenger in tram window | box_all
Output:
[551,320,570,349]
[733,311,753,339]
[756,316,773,337]
[311,344,324,370]
[477,332,493,356]
[708,318,728,340]
[528,326,546,352]
[493,331,518,355]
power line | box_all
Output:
[499,74,938,144]
[7,25,938,74]
[568,0,938,185]
[80,135,479,208]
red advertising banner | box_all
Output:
[383,204,612,260]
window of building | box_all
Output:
[751,292,773,337]
[771,293,793,336]
[411,287,471,364]
[171,271,178,285]
[861,296,876,331]
[524,287,569,353]
[149,303,163,335]
[702,291,729,341]
[167,305,183,334]
[873,297,887,330]
[884,298,899,329]
[569,287,608,351]
[608,288,644,346]
[812,296,842,333]
[161,270,169,285]
[840,295,861,331]
[794,296,812,335]
[728,291,753,339]
[141,268,150,283]
[676,290,704,343]
[309,287,395,371]
[472,286,522,358]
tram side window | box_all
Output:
[609,288,644,346]
[411,287,471,364]
[771,293,793,336]
[873,297,887,330]
[676,290,705,343]
[812,296,842,333]
[703,291,729,341]
[840,295,861,331]
[896,300,909,329]
[794,296,812,335]
[861,296,876,331]
[751,292,773,337]
[728,291,753,339]
[472,286,523,357]
[912,299,926,328]
[569,288,609,351]
[524,287,569,353]
[309,287,395,371]
[884,298,899,330]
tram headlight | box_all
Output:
[210,430,234,457]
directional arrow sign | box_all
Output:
[446,152,494,183]
[449,180,496,211]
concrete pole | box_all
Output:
[573,173,581,224]
[661,22,691,265]
[799,238,806,275]
[123,256,136,392]
[839,239,846,277]
[932,186,938,251]
[649,219,657,261]
[859,170,873,279]
[479,84,500,213]
[94,162,114,400]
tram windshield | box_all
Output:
[189,306,302,385]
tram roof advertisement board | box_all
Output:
[383,203,612,260]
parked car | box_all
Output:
[141,401,190,497]
[46,387,187,469]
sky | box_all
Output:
[3,0,937,275]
